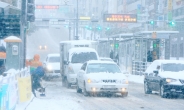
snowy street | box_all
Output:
[25,77,184,110]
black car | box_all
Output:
[144,60,184,98]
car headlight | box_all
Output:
[47,65,52,71]
[44,45,47,49]
[87,79,101,83]
[166,78,177,83]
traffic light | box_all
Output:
[85,25,89,29]
[27,0,35,22]
[106,27,110,31]
[115,43,119,48]
[168,21,175,26]
[97,26,102,30]
[147,20,154,25]
[0,15,20,38]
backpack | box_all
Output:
[34,66,45,77]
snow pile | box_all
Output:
[26,96,84,110]
[128,74,144,84]
[15,95,34,110]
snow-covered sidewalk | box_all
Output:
[15,95,34,110]
[128,74,144,84]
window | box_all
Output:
[86,63,121,73]
[162,63,184,72]
[49,56,60,63]
[71,52,97,63]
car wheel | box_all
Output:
[144,81,152,94]
[121,92,128,97]
[76,81,82,93]
[83,83,89,96]
[160,85,166,98]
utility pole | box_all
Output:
[76,0,79,39]
[21,0,27,68]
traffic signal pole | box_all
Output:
[76,0,78,39]
[21,0,27,68]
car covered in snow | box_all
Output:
[144,60,184,98]
[99,57,114,62]
[76,60,129,97]
[43,54,60,80]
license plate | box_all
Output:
[103,85,115,88]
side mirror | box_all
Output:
[153,70,158,74]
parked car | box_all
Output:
[99,57,114,62]
[76,60,129,97]
[144,60,184,98]
[43,54,60,80]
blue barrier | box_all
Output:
[0,84,9,110]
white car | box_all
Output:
[43,54,60,80]
[76,60,128,97]
[144,60,184,98]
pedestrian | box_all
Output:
[110,50,114,59]
[31,63,45,97]
[115,53,119,65]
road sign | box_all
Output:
[36,5,59,9]
[103,14,137,23]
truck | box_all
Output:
[60,40,99,88]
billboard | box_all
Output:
[103,14,137,23]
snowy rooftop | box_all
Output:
[4,36,22,42]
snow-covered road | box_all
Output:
[25,78,184,110]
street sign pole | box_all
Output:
[21,0,27,68]
[76,0,78,39]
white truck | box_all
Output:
[60,40,99,88]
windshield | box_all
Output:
[162,63,184,72]
[71,52,97,63]
[48,57,60,63]
[86,63,121,73]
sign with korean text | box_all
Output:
[36,5,59,9]
[103,14,137,23]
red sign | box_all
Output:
[103,14,137,23]
[36,5,59,9]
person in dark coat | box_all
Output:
[110,50,114,59]
[31,65,45,97]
